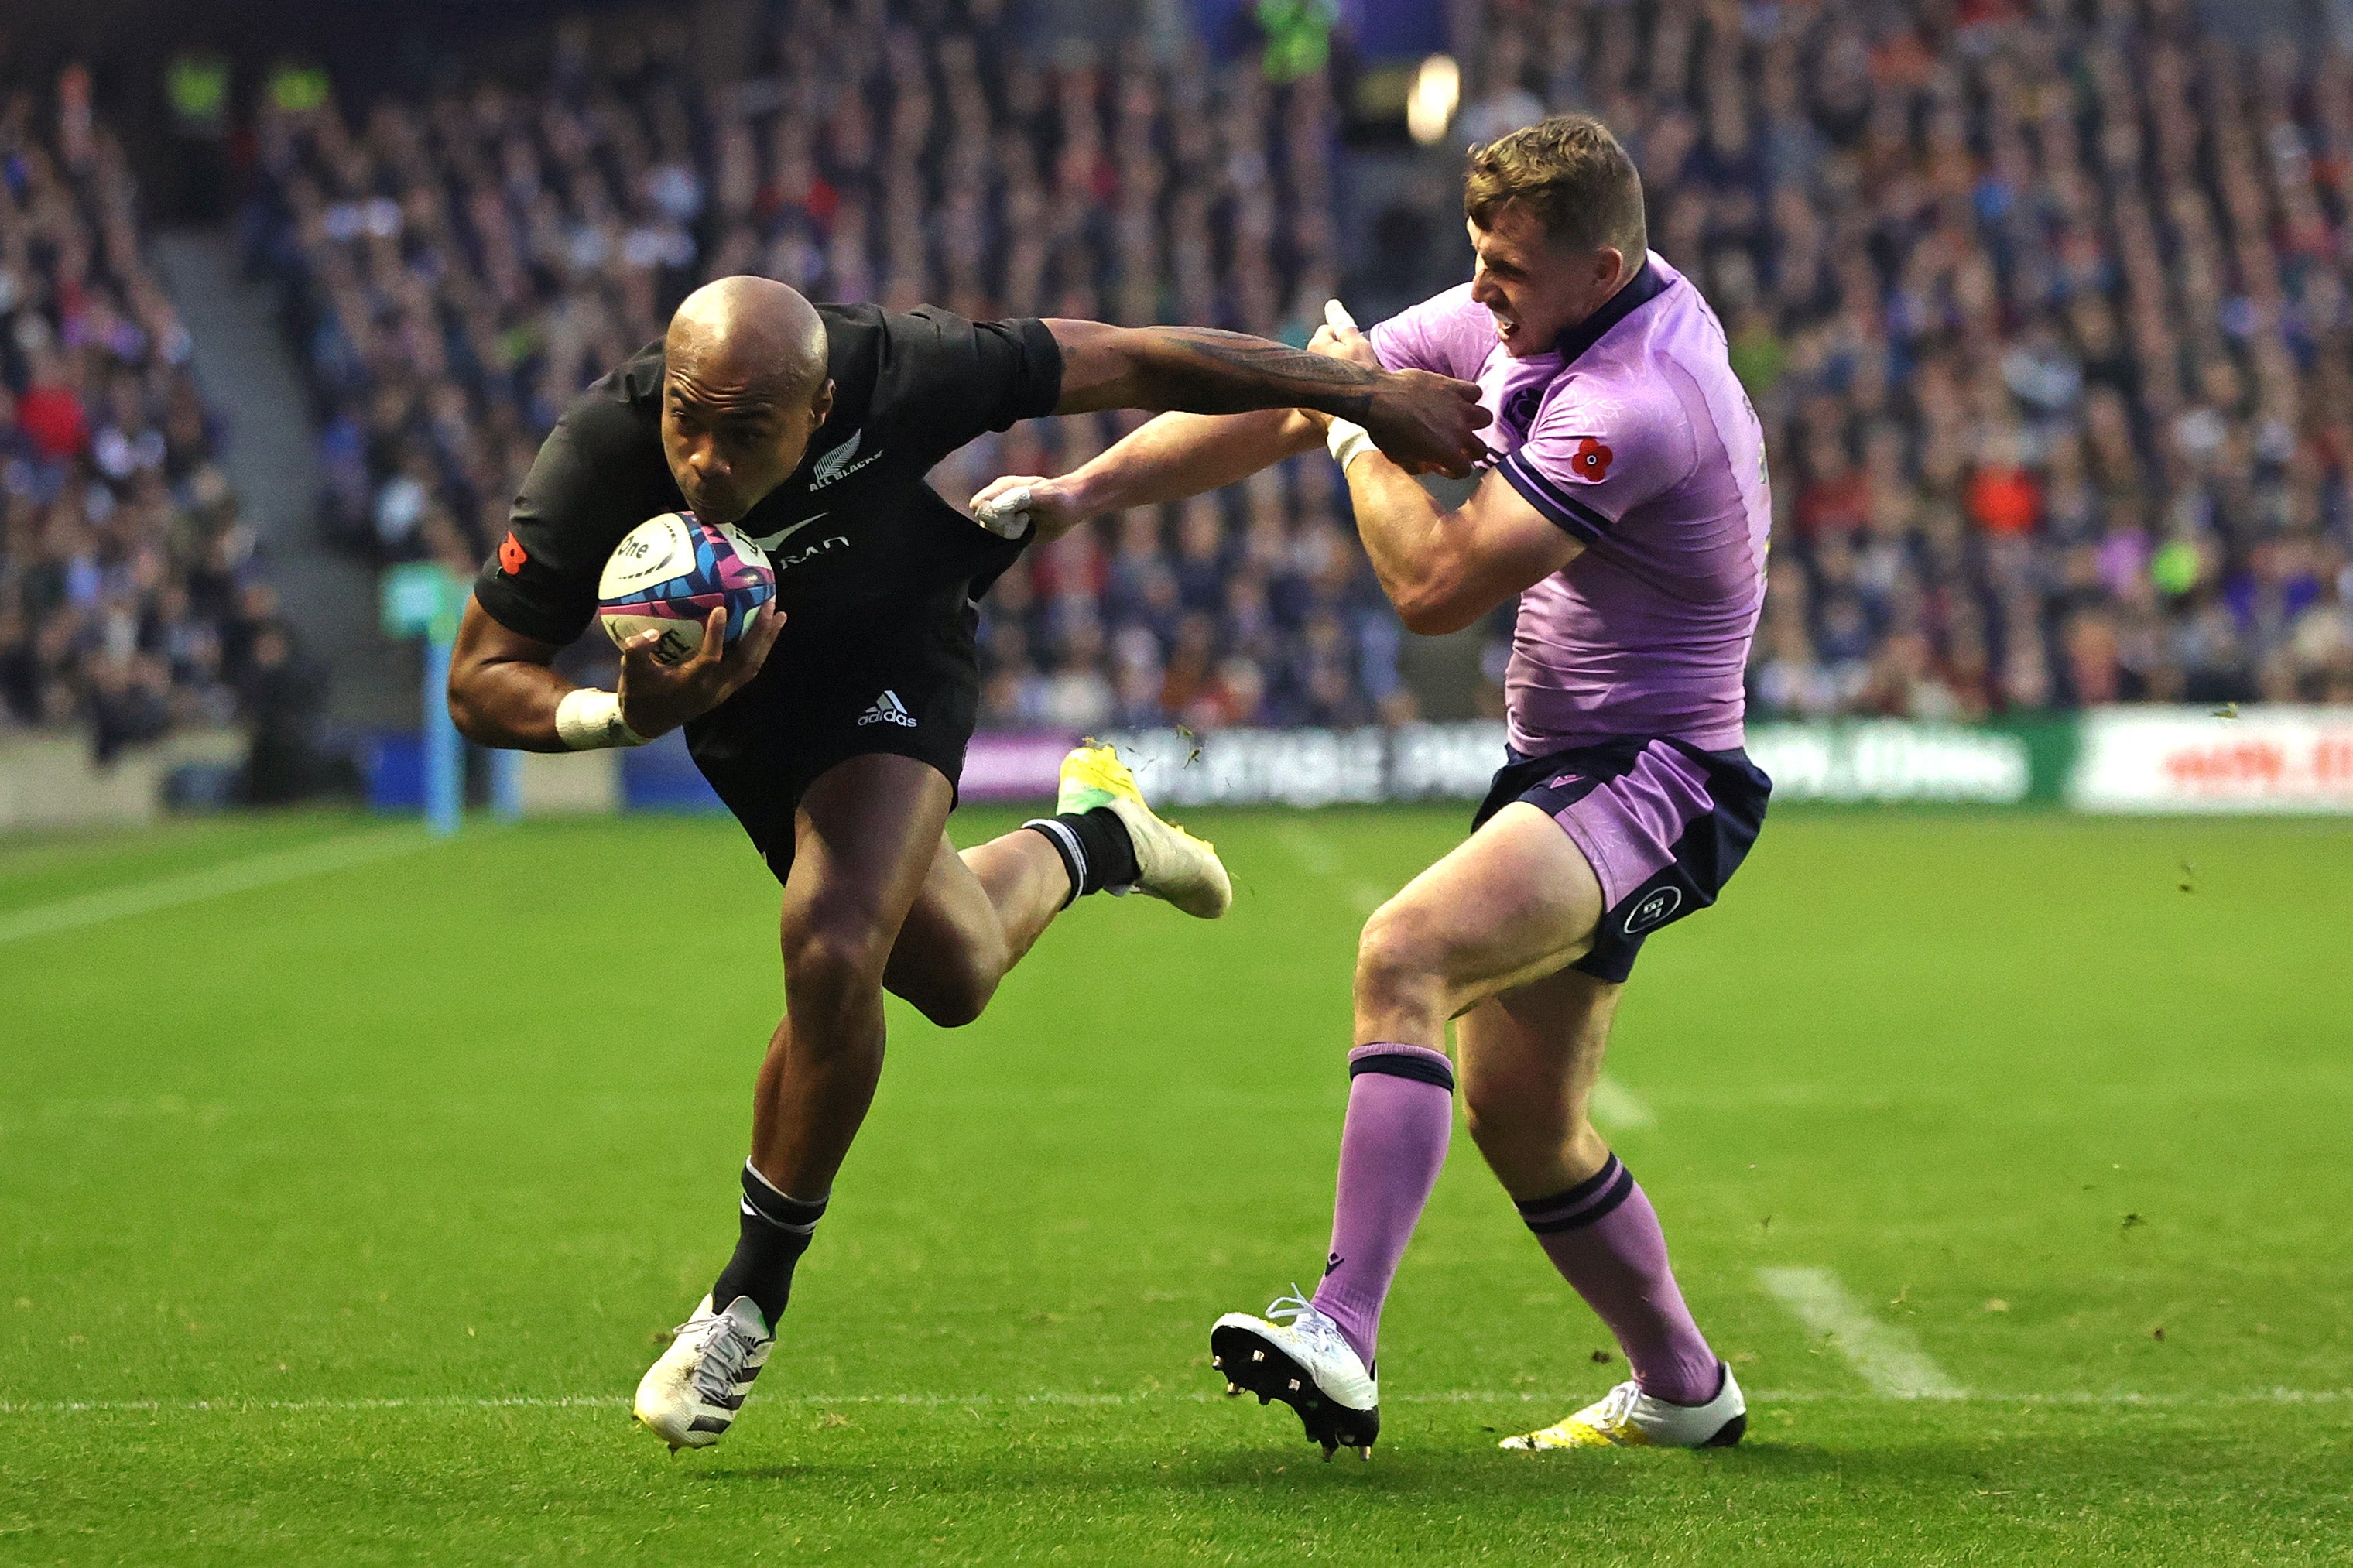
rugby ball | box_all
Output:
[597,512,775,666]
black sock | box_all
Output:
[1022,807,1139,906]
[709,1162,827,1330]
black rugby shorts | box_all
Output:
[685,599,981,882]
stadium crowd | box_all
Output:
[244,0,2353,731]
[1468,0,2353,714]
[0,72,288,761]
[244,3,1392,730]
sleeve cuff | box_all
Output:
[471,573,591,648]
[1499,452,1615,545]
[1012,317,1065,422]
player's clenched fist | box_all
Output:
[618,600,785,738]
[967,474,1087,545]
[1358,369,1492,478]
[1308,301,1490,479]
[1307,309,1380,371]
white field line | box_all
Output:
[4,1387,2345,1417]
[1758,1266,1968,1399]
[1271,823,1389,916]
[1272,823,1341,878]
[0,829,427,947]
[1588,1077,1656,1130]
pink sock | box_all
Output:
[1307,1043,1454,1366]
[1516,1155,1721,1405]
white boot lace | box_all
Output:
[1264,1289,1353,1364]
[679,1312,759,1406]
[1590,1379,1645,1433]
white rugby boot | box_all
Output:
[633,1295,772,1451]
[1500,1364,1746,1451]
[1056,741,1231,919]
[1210,1292,1380,1458]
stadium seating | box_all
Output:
[245,6,1401,729]
[1461,0,2353,714]
[245,0,2353,728]
[0,73,269,759]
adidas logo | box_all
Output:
[856,690,917,728]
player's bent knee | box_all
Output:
[1353,902,1445,1012]
[780,923,893,1023]
[905,964,997,1029]
[929,988,994,1029]
[885,922,1007,1029]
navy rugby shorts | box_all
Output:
[1471,735,1771,984]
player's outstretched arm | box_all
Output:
[449,597,783,751]
[970,409,1323,543]
[1041,319,1490,478]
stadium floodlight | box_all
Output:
[1407,55,1459,146]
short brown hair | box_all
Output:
[1463,114,1647,259]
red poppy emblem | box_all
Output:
[498,530,528,574]
[1571,437,1615,481]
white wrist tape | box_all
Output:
[1325,417,1375,473]
[554,687,647,751]
[971,485,1035,539]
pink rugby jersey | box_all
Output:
[1368,254,1771,755]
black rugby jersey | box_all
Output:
[472,304,1063,645]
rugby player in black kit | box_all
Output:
[446,276,1488,1449]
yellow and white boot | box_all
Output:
[1053,741,1231,919]
[1501,1364,1745,1451]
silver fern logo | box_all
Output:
[810,430,882,488]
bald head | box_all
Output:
[659,276,835,525]
[667,275,829,403]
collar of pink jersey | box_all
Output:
[1549,255,1671,367]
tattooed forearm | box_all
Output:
[1043,316,1486,477]
[1125,327,1379,418]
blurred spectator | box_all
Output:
[237,621,354,803]
[1468,0,2353,720]
[0,75,269,762]
[241,0,2353,733]
[87,650,172,764]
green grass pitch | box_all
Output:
[2,803,2349,1563]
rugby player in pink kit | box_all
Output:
[973,115,1769,1457]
